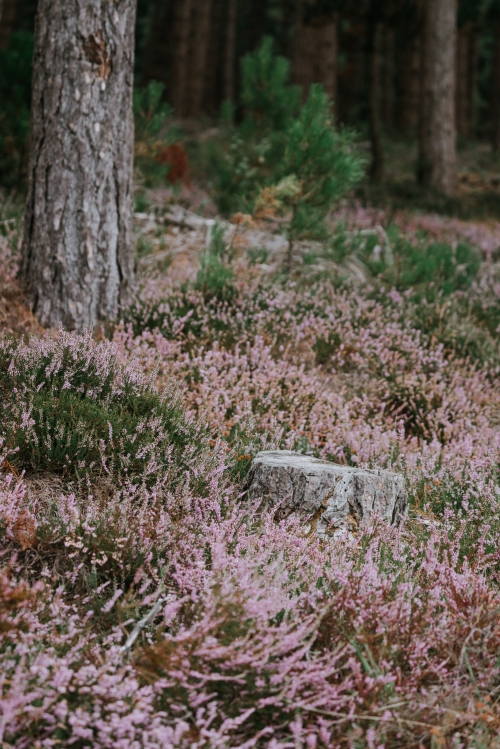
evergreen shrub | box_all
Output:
[210,38,364,267]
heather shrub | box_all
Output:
[0,331,207,486]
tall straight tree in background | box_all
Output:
[20,0,136,331]
[418,0,457,195]
[0,0,17,48]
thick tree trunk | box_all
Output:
[0,0,17,48]
[20,0,136,331]
[367,19,384,181]
[418,0,457,196]
[492,25,500,153]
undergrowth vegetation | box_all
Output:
[3,54,500,744]
[2,201,500,746]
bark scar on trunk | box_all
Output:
[83,34,112,79]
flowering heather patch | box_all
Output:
[0,330,211,487]
[2,203,500,745]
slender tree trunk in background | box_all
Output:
[492,25,500,153]
[20,0,136,331]
[223,0,237,102]
[0,0,17,48]
[171,0,193,116]
[204,0,225,113]
[293,14,338,114]
[382,26,394,133]
[456,22,477,140]
[247,0,268,52]
[142,0,174,87]
[336,19,364,124]
[187,0,213,117]
[367,19,384,181]
[467,27,477,139]
[399,34,420,135]
[293,20,314,95]
[418,0,457,196]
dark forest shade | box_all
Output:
[20,0,136,330]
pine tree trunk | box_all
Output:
[187,0,213,117]
[382,26,394,133]
[492,25,500,153]
[171,0,193,116]
[398,34,420,135]
[20,0,136,331]
[246,0,268,52]
[293,15,337,114]
[418,0,457,195]
[367,19,384,181]
[456,25,469,138]
[223,0,237,102]
[467,27,478,139]
[0,0,17,48]
[455,23,477,140]
[293,21,314,96]
[142,0,174,87]
[321,17,338,113]
[203,0,225,113]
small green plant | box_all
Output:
[194,222,236,302]
[239,36,301,134]
[269,85,364,270]
[209,40,364,268]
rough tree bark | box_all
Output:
[418,0,457,196]
[20,0,136,331]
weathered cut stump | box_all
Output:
[243,451,407,538]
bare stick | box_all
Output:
[119,597,165,654]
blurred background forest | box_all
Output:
[1,0,500,216]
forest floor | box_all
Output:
[2,167,500,746]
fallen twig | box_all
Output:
[119,596,165,654]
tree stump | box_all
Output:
[243,451,408,538]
